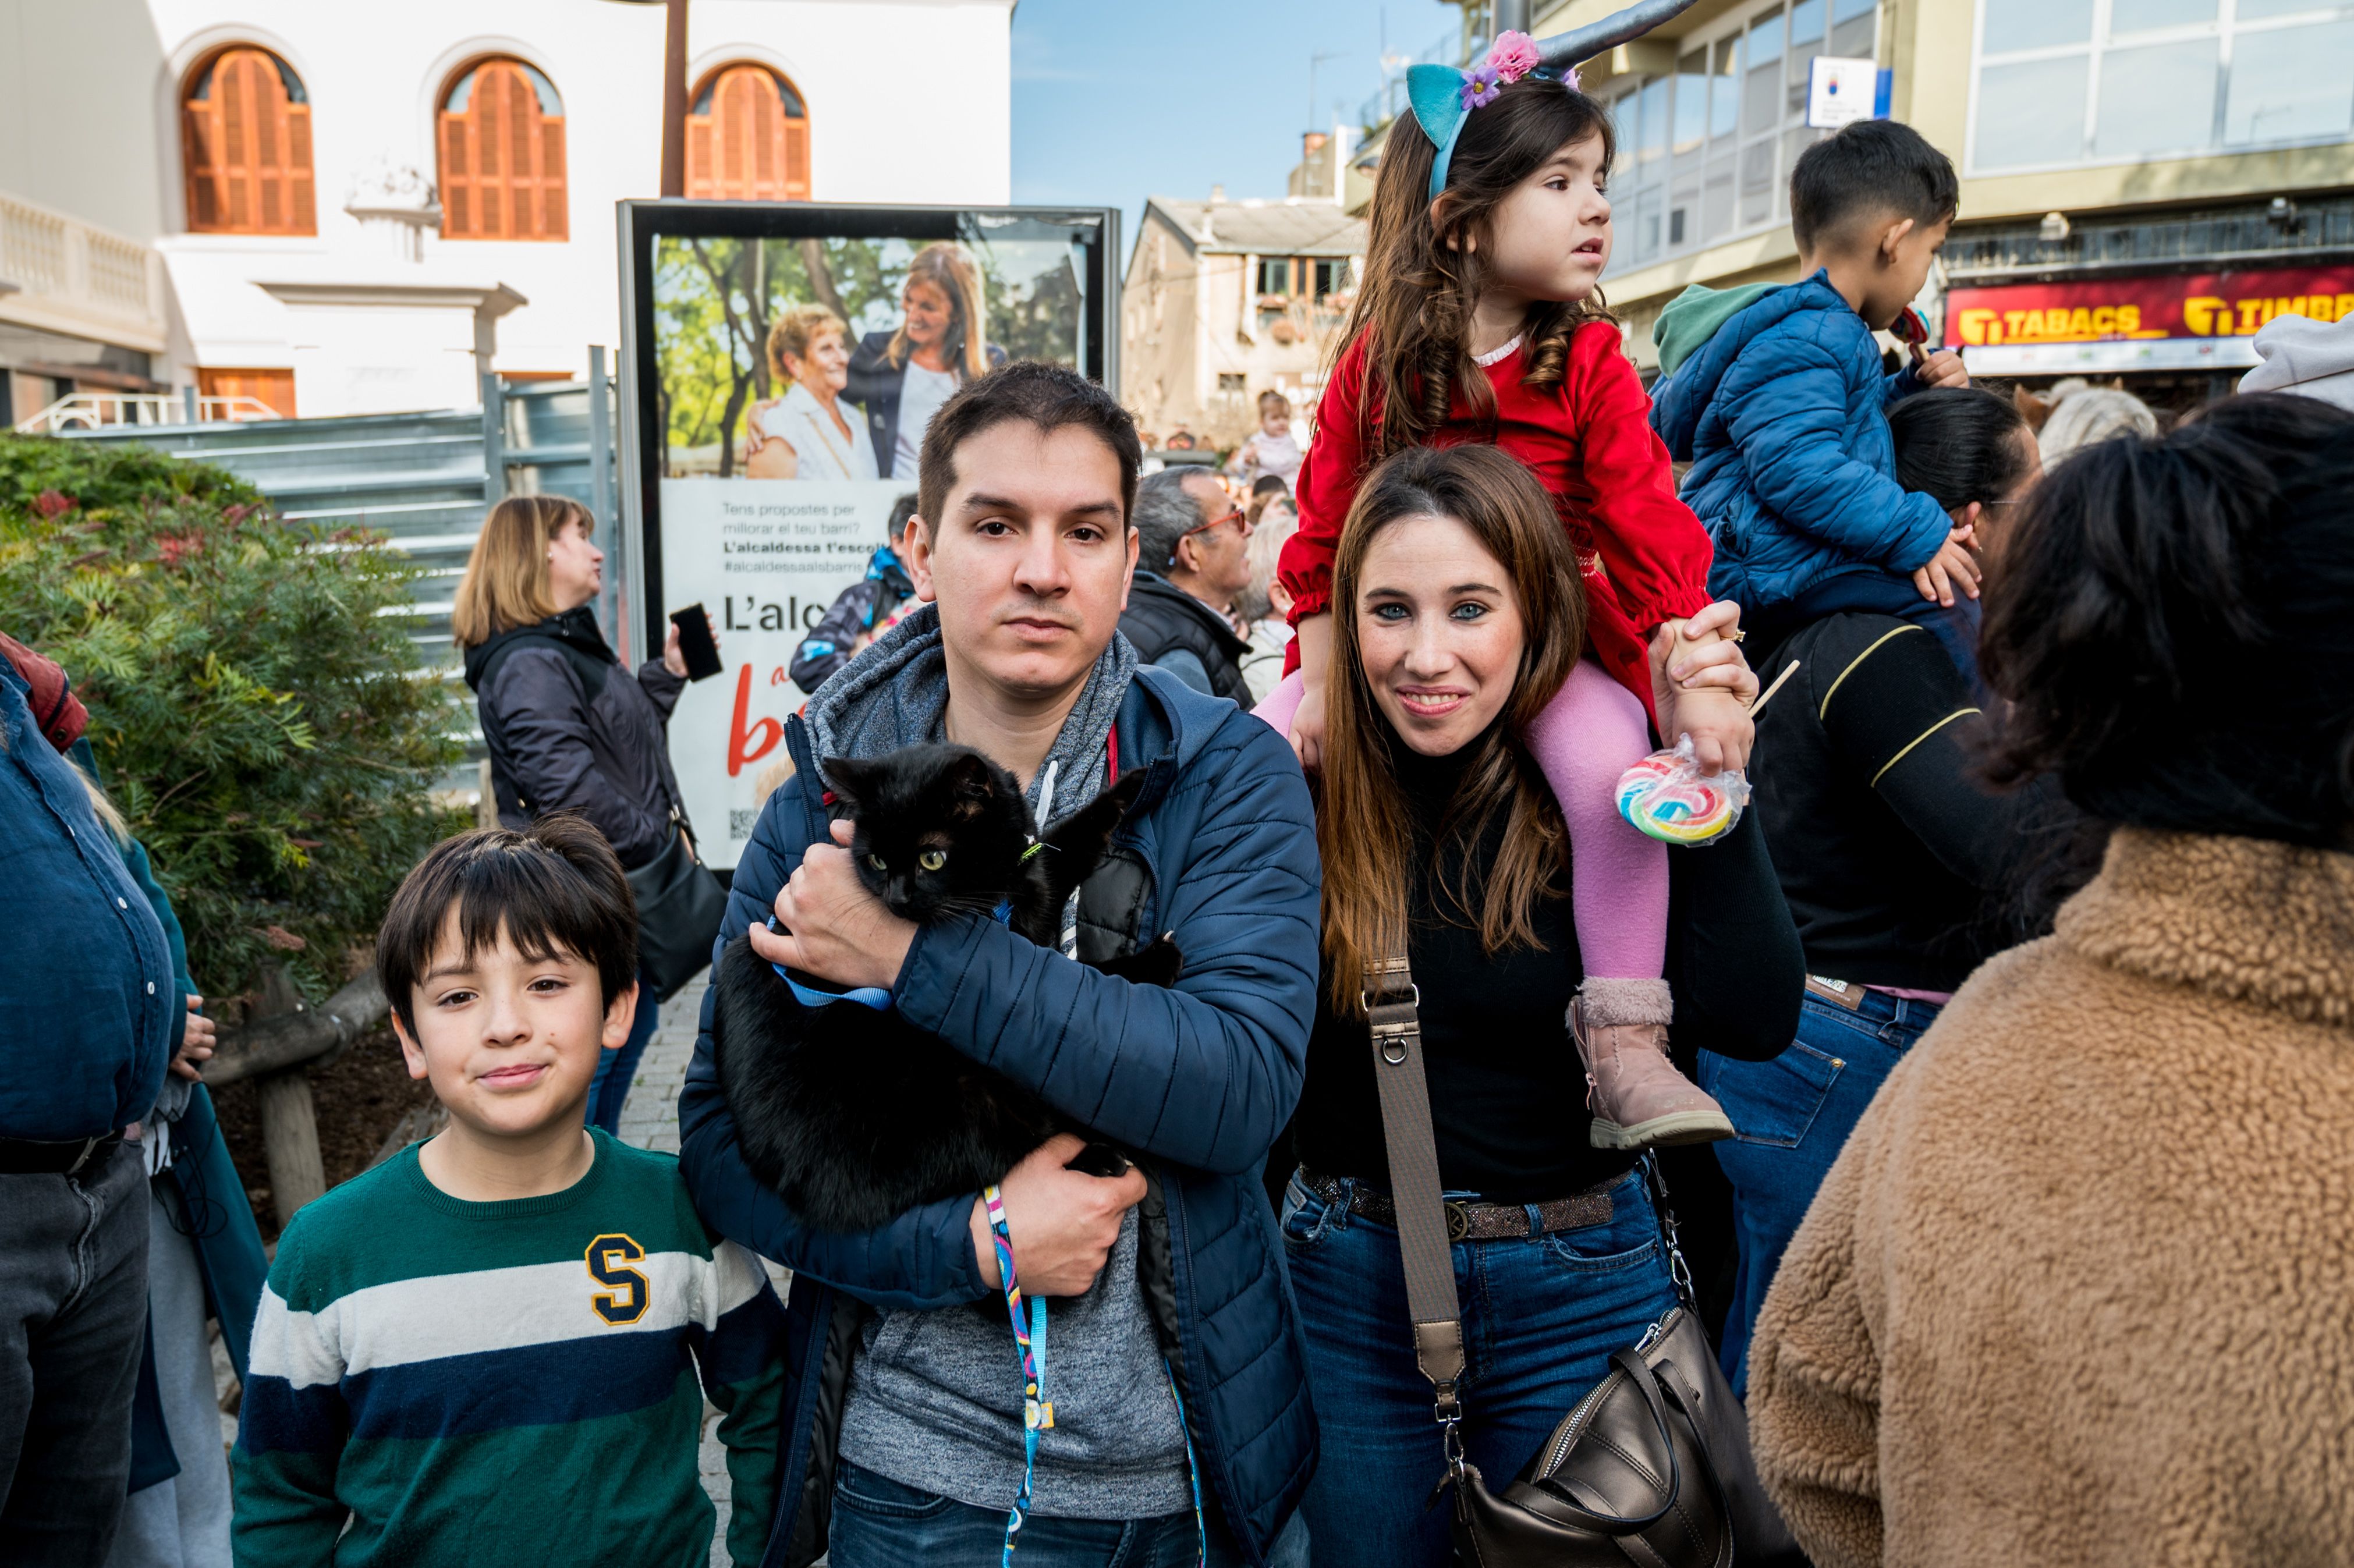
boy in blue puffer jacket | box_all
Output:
[1650,120,1981,659]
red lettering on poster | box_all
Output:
[728,664,782,777]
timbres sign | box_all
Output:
[1945,265,2354,374]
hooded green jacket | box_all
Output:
[1653,282,1782,378]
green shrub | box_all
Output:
[0,433,468,1001]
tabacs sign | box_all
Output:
[1947,265,2354,374]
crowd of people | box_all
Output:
[6,34,2352,1568]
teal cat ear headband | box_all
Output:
[1406,0,1703,203]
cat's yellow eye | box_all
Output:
[919,849,947,871]
[867,854,887,871]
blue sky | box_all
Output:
[1010,0,1462,244]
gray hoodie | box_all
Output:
[804,607,1194,1519]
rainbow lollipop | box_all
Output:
[1618,762,1740,843]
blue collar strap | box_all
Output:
[767,918,894,1012]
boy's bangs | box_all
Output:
[379,820,639,1030]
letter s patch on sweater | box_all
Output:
[584,1234,650,1325]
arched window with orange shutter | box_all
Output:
[182,48,315,235]
[685,65,810,201]
[437,58,568,241]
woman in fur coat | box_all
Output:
[1747,393,2354,1567]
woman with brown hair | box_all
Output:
[1280,443,1802,1566]
[844,242,1005,479]
[455,496,701,1132]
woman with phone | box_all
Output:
[455,496,710,1132]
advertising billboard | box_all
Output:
[617,200,1119,867]
[1945,265,2354,375]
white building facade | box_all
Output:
[1,0,1013,423]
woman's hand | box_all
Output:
[171,995,215,1083]
[746,433,798,480]
[1288,612,1333,769]
[747,820,917,992]
[1651,602,1760,774]
[662,622,688,678]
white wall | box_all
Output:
[0,0,1013,410]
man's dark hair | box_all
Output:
[1980,392,2354,848]
[886,492,919,542]
[1134,466,1215,573]
[377,814,639,1035]
[1789,119,1959,253]
[916,361,1141,531]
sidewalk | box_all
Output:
[614,974,746,1567]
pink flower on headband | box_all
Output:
[1460,62,1502,109]
[1488,30,1540,81]
[1564,65,1583,91]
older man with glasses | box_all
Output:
[1118,467,1256,704]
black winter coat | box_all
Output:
[1119,572,1254,707]
[463,606,690,871]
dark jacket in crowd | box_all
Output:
[788,545,916,695]
[1118,572,1254,707]
[0,656,173,1141]
[463,605,689,872]
[677,669,1324,1567]
[843,331,1008,480]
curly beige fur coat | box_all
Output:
[1749,829,2354,1567]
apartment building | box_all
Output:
[1,0,1015,427]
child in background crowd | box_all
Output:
[231,818,787,1568]
[1228,388,1305,489]
[1649,119,1977,662]
[1268,33,1749,1150]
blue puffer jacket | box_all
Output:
[677,668,1323,1568]
[1650,270,1952,612]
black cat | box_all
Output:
[712,743,1182,1232]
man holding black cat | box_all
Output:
[678,361,1320,1567]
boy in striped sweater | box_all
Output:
[231,818,788,1568]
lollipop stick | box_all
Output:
[1749,659,1800,719]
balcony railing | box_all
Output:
[15,391,283,435]
[0,191,168,350]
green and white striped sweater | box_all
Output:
[231,1129,787,1568]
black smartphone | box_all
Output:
[668,603,723,682]
[1064,1142,1132,1180]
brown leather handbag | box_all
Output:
[1360,952,1800,1567]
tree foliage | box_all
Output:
[0,434,467,1001]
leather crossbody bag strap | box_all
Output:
[1362,952,1469,1442]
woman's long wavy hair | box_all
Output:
[888,242,991,382]
[1318,445,1587,1014]
[1342,77,1618,460]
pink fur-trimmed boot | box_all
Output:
[1569,979,1733,1150]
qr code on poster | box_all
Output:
[729,809,758,841]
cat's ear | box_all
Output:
[820,756,871,814]
[1038,769,1146,884]
[944,750,1000,821]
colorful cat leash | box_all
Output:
[980,1183,1207,1568]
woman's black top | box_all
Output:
[1292,732,1804,1204]
[1750,615,2083,992]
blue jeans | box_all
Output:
[827,1458,1309,1567]
[1699,985,1943,1395]
[584,967,658,1135]
[1283,1166,1679,1568]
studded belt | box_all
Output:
[1299,1167,1616,1241]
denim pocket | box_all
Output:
[1702,1041,1844,1148]
[1540,1223,1663,1275]
[1279,1175,1336,1254]
[833,1460,960,1520]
